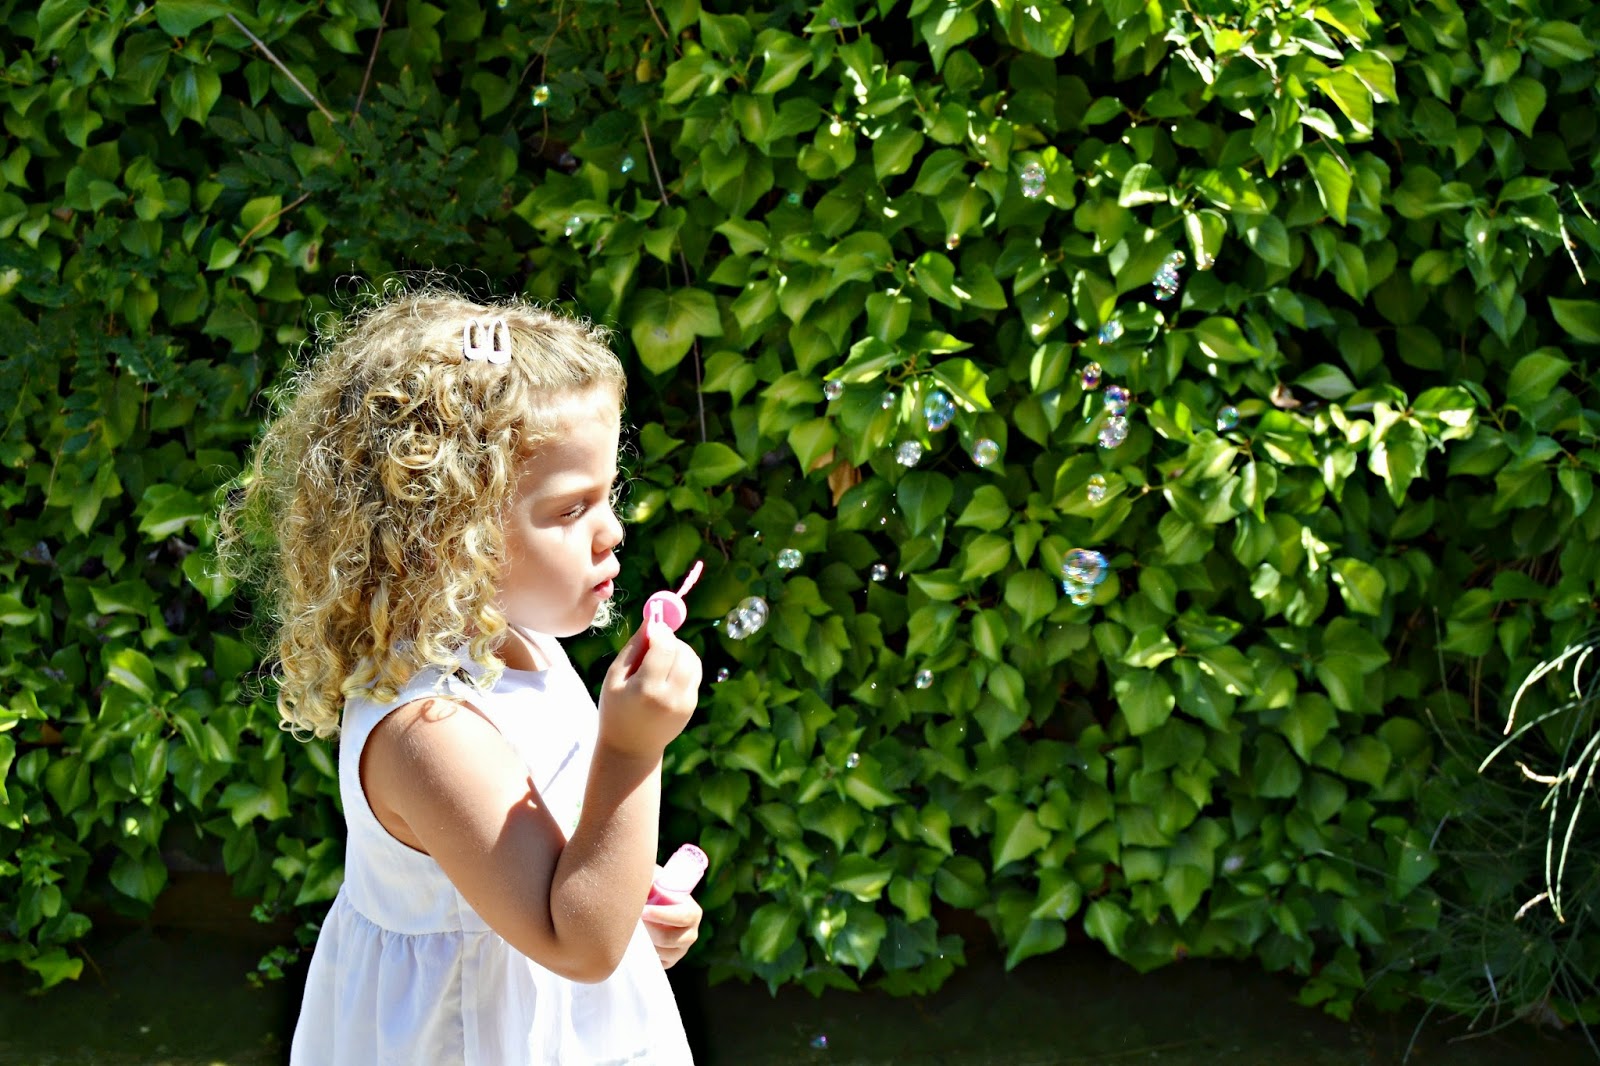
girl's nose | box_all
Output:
[596,505,624,554]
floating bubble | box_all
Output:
[823,379,844,401]
[811,1034,830,1050]
[945,234,961,251]
[915,669,934,689]
[794,522,807,534]
[22,541,52,565]
[1195,250,1215,271]
[620,155,635,174]
[714,667,730,682]
[971,438,1000,467]
[652,326,669,341]
[896,441,923,467]
[1098,414,1129,449]
[1104,384,1130,416]
[1020,161,1046,198]
[1216,405,1239,431]
[828,16,841,28]
[879,389,896,410]
[1152,251,1186,301]
[786,192,802,205]
[870,563,890,582]
[1097,318,1124,344]
[777,548,803,570]
[563,216,581,237]
[923,390,955,433]
[723,596,769,640]
[1065,584,1095,606]
[1086,473,1107,504]
[497,0,507,7]
[531,84,551,106]
[845,752,860,769]
[1063,548,1108,586]
[1081,362,1102,390]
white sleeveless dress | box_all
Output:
[289,635,694,1065]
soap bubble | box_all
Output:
[794,522,807,534]
[1216,405,1239,431]
[497,0,507,8]
[531,84,551,106]
[823,379,844,401]
[879,389,897,410]
[1152,251,1185,301]
[777,548,803,569]
[563,216,582,237]
[1086,473,1107,503]
[915,669,934,689]
[620,155,635,174]
[945,234,961,251]
[714,667,730,682]
[1098,414,1129,449]
[971,439,1000,467]
[923,390,955,432]
[1097,318,1124,344]
[786,192,802,205]
[1062,583,1095,606]
[652,326,669,341]
[896,441,923,467]
[1063,548,1108,586]
[1195,250,1215,271]
[811,1034,830,1050]
[1020,161,1046,198]
[870,563,889,582]
[723,596,769,639]
[1081,362,1102,390]
[1104,384,1130,416]
[845,752,860,769]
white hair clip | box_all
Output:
[462,317,511,364]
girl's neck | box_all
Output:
[499,625,552,673]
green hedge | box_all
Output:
[3,0,1598,1020]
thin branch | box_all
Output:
[642,0,679,55]
[352,0,395,120]
[226,14,336,122]
[238,192,311,248]
[639,118,707,441]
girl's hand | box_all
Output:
[642,873,702,969]
[597,621,701,760]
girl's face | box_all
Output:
[497,387,625,640]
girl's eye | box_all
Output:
[564,502,590,519]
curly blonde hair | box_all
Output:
[220,281,626,739]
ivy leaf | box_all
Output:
[630,288,722,374]
[896,472,954,536]
[154,0,231,37]
[35,0,90,49]
[684,442,746,488]
[1493,77,1546,137]
[1549,298,1600,344]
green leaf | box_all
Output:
[35,0,90,49]
[1118,163,1167,207]
[741,902,802,963]
[109,849,168,905]
[990,797,1052,870]
[1192,317,1261,364]
[829,854,894,900]
[1330,558,1385,615]
[631,288,723,374]
[684,442,746,488]
[1114,671,1175,735]
[1003,571,1057,630]
[155,0,231,37]
[928,358,991,411]
[1493,77,1546,138]
[896,472,954,536]
[1549,299,1600,344]
[1506,351,1572,405]
[104,648,158,701]
[137,484,206,539]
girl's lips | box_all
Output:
[594,579,615,599]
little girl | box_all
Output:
[222,284,703,1064]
